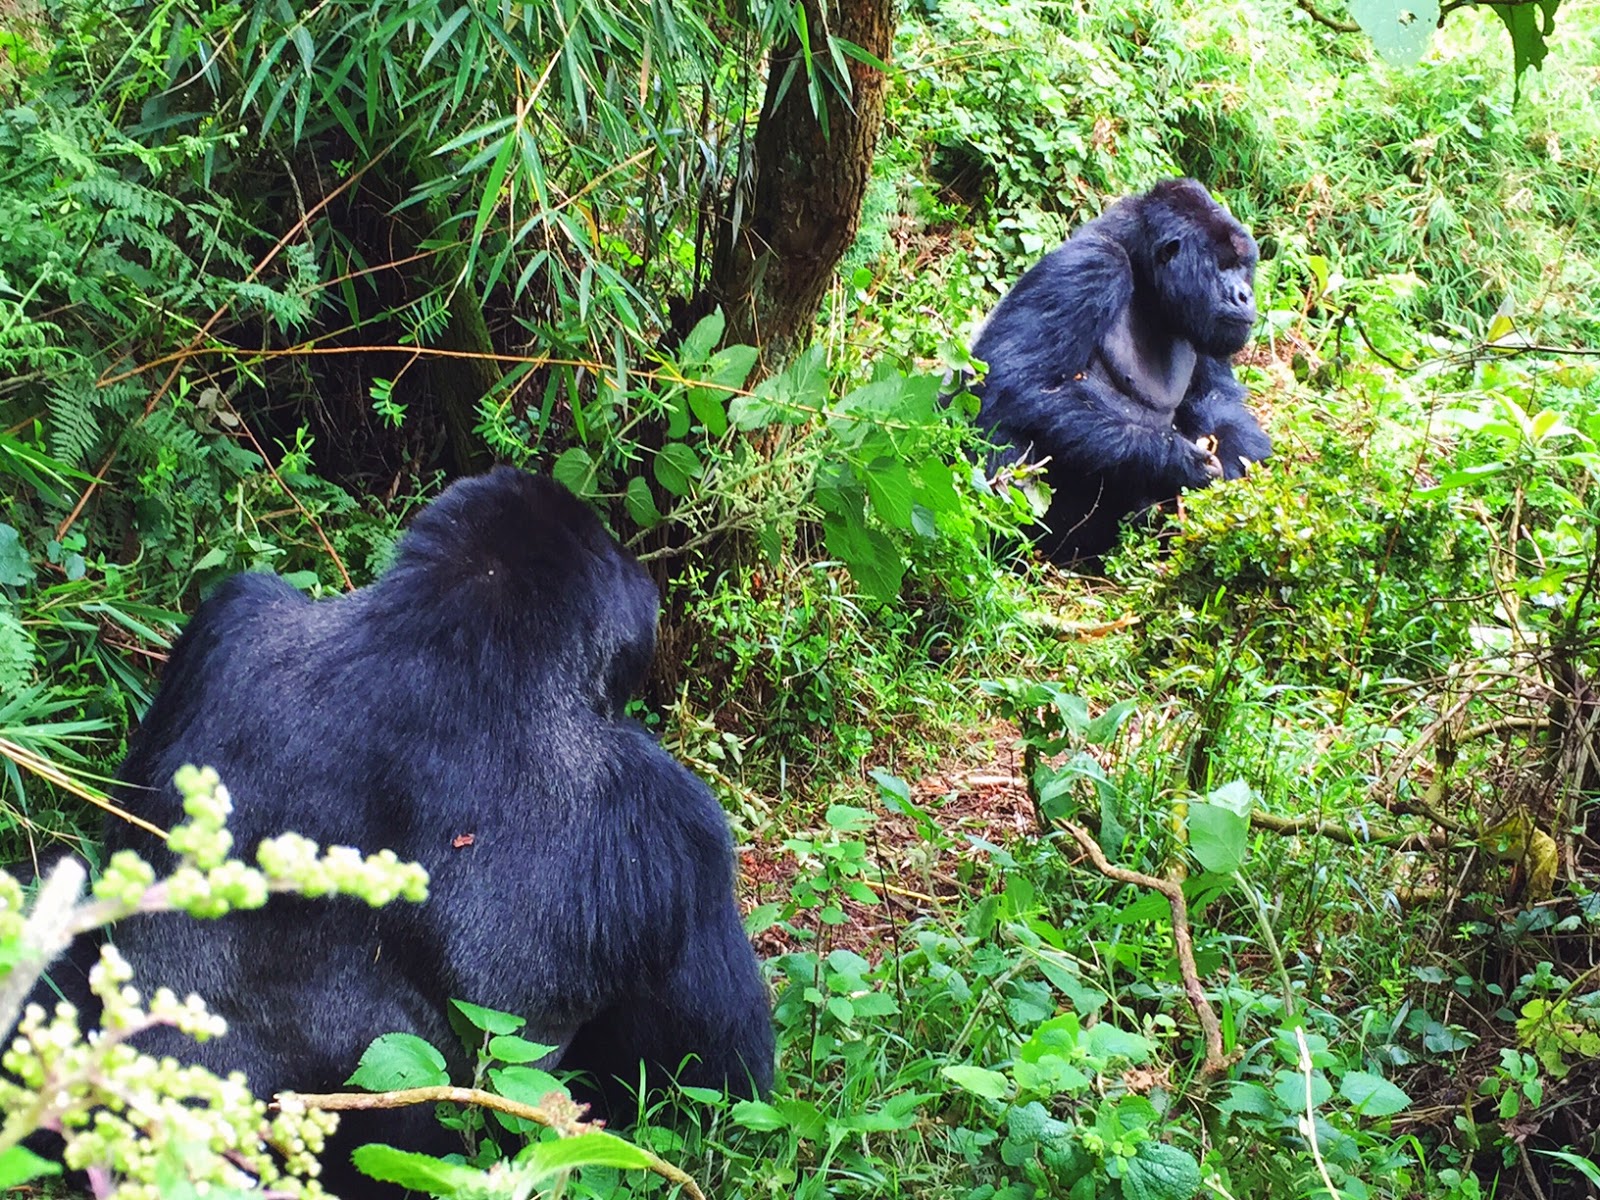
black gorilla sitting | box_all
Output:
[98,468,773,1188]
[971,178,1272,565]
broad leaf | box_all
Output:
[450,999,525,1035]
[624,475,662,527]
[346,1033,449,1091]
[1339,1070,1412,1117]
[1121,1141,1203,1200]
[521,1131,655,1175]
[486,1035,561,1065]
[654,442,704,497]
[942,1064,1011,1099]
[351,1146,482,1195]
[1492,0,1561,91]
[551,447,597,499]
[0,1146,62,1189]
[1189,802,1249,874]
[1349,0,1440,65]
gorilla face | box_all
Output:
[1144,180,1259,358]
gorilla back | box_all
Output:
[104,467,773,1181]
[971,178,1271,566]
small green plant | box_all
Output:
[978,679,1134,830]
[342,1001,706,1200]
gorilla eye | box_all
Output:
[1155,238,1181,265]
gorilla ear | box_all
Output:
[1155,237,1182,265]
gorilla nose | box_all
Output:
[1235,287,1254,307]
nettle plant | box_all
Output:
[497,312,1022,606]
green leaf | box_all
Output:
[0,1145,62,1188]
[678,310,726,365]
[1274,1067,1333,1111]
[488,1064,565,1104]
[521,1131,656,1175]
[486,1035,560,1065]
[1035,956,1109,1014]
[686,385,730,438]
[1014,1055,1092,1096]
[863,457,916,529]
[624,476,662,527]
[1052,692,1091,734]
[1217,1081,1280,1120]
[1087,699,1137,745]
[450,999,525,1035]
[1121,1141,1203,1200]
[1491,0,1560,91]
[346,1033,449,1091]
[551,447,597,498]
[731,1100,788,1130]
[942,1064,1011,1099]
[0,524,34,587]
[822,512,904,603]
[1339,1070,1412,1117]
[1203,780,1255,817]
[837,1092,934,1132]
[912,457,961,517]
[687,344,757,437]
[731,345,828,430]
[1083,1023,1154,1064]
[1348,0,1440,66]
[351,1145,483,1195]
[654,443,704,497]
[1189,802,1250,874]
[824,803,873,831]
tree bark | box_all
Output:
[708,0,895,365]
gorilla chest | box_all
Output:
[1091,307,1197,423]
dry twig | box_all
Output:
[284,1087,706,1200]
[1058,820,1232,1079]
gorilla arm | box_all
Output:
[548,736,775,1109]
[1174,354,1272,481]
[972,232,1135,418]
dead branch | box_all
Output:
[1249,809,1450,852]
[1057,820,1231,1080]
[283,1086,705,1200]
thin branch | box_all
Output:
[1294,1027,1345,1199]
[1058,820,1231,1079]
[1457,715,1549,744]
[1295,0,1360,34]
[1248,809,1449,851]
[285,1087,707,1200]
[1017,610,1141,640]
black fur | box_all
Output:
[971,178,1272,565]
[96,468,773,1190]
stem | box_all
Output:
[1058,820,1231,1078]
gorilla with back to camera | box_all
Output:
[82,467,772,1190]
[970,178,1272,566]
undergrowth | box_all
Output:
[4,0,1600,1197]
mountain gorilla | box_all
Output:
[971,178,1272,565]
[95,468,773,1191]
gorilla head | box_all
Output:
[386,469,660,717]
[1135,178,1259,357]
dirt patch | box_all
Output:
[741,720,1038,959]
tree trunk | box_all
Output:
[708,0,895,365]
